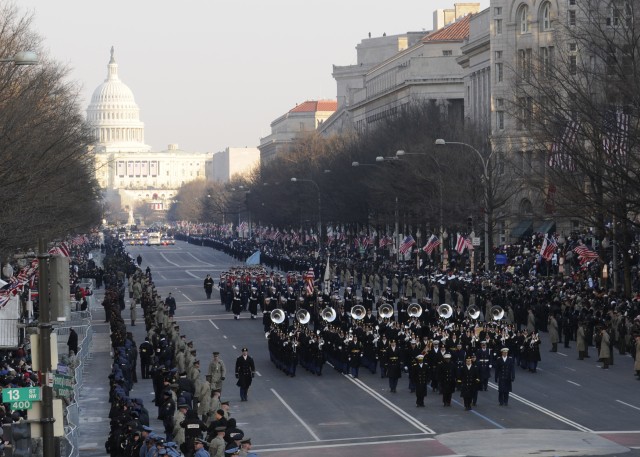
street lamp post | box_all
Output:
[396,150,446,267]
[1,50,49,455]
[291,178,322,252]
[435,139,494,271]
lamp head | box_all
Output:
[396,150,405,157]
[435,139,446,145]
[352,162,360,167]
[291,178,297,182]
[375,156,384,162]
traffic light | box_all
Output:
[467,216,473,231]
[9,421,32,457]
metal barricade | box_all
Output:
[56,307,93,457]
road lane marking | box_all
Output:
[160,253,182,267]
[181,293,192,302]
[616,400,640,412]
[185,270,202,278]
[255,371,262,377]
[187,252,216,265]
[346,375,435,434]
[223,335,227,339]
[566,380,581,386]
[208,320,219,329]
[271,388,320,441]
[488,382,592,432]
[254,437,438,454]
[556,352,568,357]
[566,367,576,372]
[258,432,429,447]
[450,399,505,429]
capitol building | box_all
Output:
[89,47,211,222]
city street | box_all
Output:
[80,240,640,457]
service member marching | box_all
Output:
[235,347,256,401]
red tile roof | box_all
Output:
[289,100,337,113]
[422,14,471,42]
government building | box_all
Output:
[88,47,211,222]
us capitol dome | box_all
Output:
[87,46,151,153]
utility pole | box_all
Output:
[37,238,55,456]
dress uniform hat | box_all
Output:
[241,347,248,352]
[178,402,189,409]
[221,400,230,405]
[416,354,424,360]
[213,351,220,355]
[240,437,251,444]
[142,425,153,432]
[443,353,452,359]
[194,438,207,445]
[225,448,240,455]
[501,347,509,352]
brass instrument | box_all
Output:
[467,305,481,320]
[321,307,337,322]
[270,308,286,324]
[378,303,394,319]
[438,304,453,319]
[296,309,311,325]
[351,304,366,320]
[407,303,423,318]
[490,305,504,321]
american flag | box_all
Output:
[238,221,248,232]
[573,243,599,264]
[304,268,315,295]
[379,235,393,248]
[291,231,300,244]
[548,120,579,171]
[422,234,441,255]
[399,235,415,254]
[455,234,473,254]
[361,236,372,249]
[540,235,557,261]
[603,108,629,163]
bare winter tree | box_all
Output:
[0,3,101,257]
[508,0,640,295]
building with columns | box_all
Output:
[259,100,337,164]
[89,48,211,221]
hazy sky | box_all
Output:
[18,0,490,153]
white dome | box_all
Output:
[87,47,151,152]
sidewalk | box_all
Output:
[78,257,164,456]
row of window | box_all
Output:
[494,1,632,36]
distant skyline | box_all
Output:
[18,0,490,153]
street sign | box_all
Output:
[53,374,74,398]
[472,237,481,246]
[2,387,41,403]
[9,400,33,410]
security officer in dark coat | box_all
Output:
[158,390,176,441]
[494,347,515,406]
[204,274,214,299]
[235,347,256,401]
[139,337,154,379]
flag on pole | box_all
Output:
[245,250,261,265]
[399,235,415,254]
[455,234,473,254]
[304,268,315,295]
[540,235,557,260]
[422,234,441,255]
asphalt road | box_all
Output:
[112,241,640,457]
